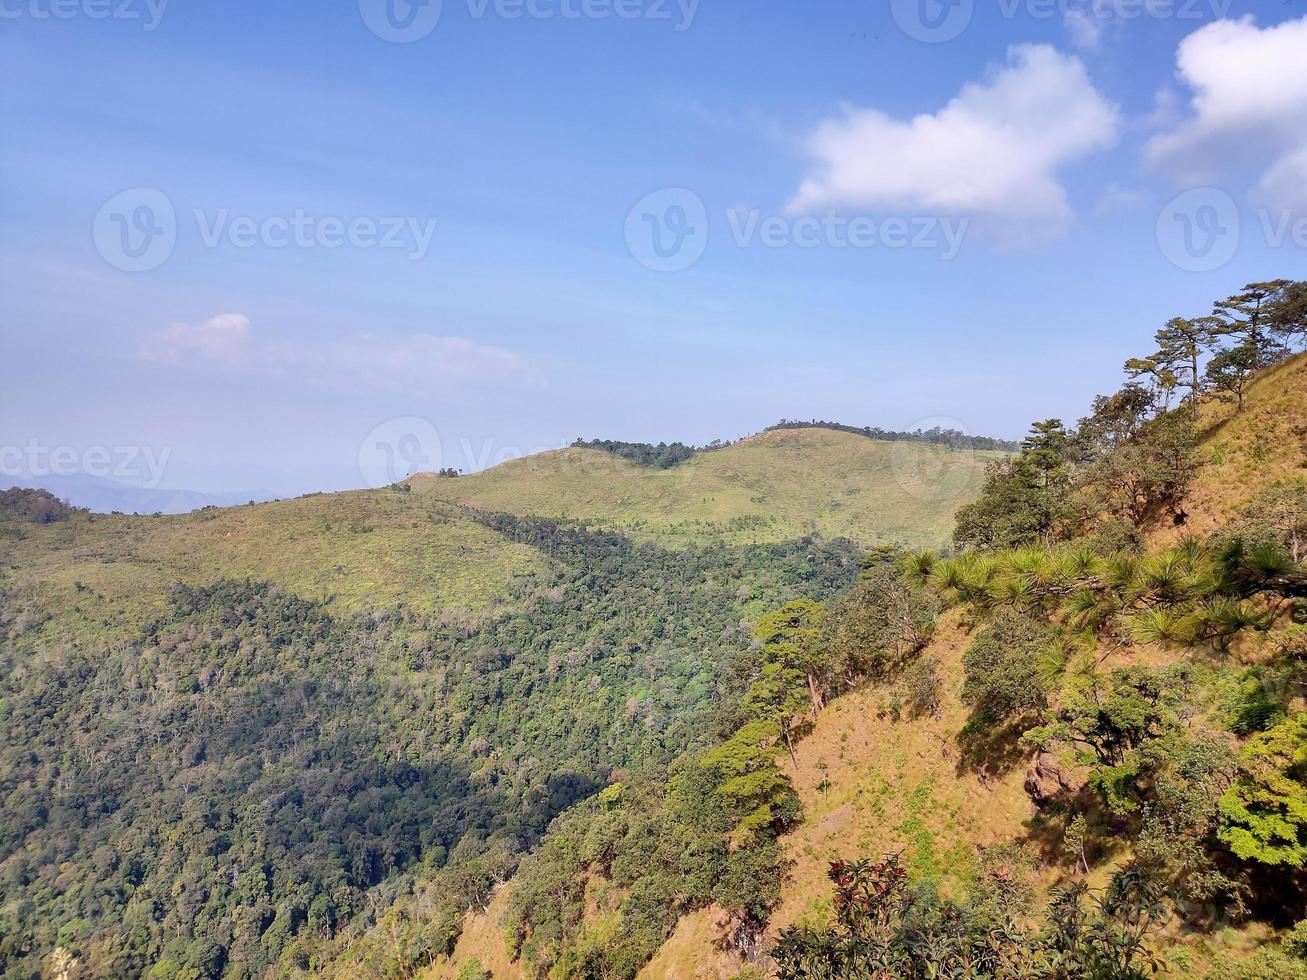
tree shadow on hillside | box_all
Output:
[954,711,1038,783]
[1019,790,1131,890]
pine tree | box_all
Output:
[1212,281,1295,367]
[1152,315,1220,409]
[1205,340,1259,412]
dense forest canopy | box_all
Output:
[0,511,859,978]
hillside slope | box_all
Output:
[436,352,1307,980]
[0,428,994,979]
[1161,350,1307,541]
[0,491,549,647]
[3,430,993,650]
[412,428,998,549]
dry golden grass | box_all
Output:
[643,612,1047,977]
[1154,350,1307,545]
[429,886,525,980]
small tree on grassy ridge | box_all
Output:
[1205,340,1260,413]
[1212,280,1296,368]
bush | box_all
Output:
[961,611,1057,724]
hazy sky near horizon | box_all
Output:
[2,0,1305,494]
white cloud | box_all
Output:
[142,313,252,363]
[141,316,537,391]
[1258,144,1307,213]
[275,333,531,391]
[787,45,1120,244]
[1146,14,1307,209]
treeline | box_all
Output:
[765,420,1020,452]
[954,279,1306,553]
[569,438,732,468]
[0,487,78,524]
[0,511,861,979]
[575,419,1024,469]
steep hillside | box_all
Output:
[1164,350,1307,540]
[412,428,997,549]
[435,338,1307,980]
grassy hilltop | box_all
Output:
[1,429,991,645]
[413,427,997,549]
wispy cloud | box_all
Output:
[141,313,253,364]
[1096,183,1146,215]
[141,315,540,392]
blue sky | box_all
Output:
[2,0,1305,495]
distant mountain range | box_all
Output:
[5,473,278,515]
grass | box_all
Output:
[1154,350,1307,544]
[412,428,1000,549]
[4,428,995,650]
[0,490,549,647]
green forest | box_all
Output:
[497,280,1307,978]
[3,280,1307,979]
[0,510,859,978]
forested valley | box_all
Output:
[4,280,1307,979]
